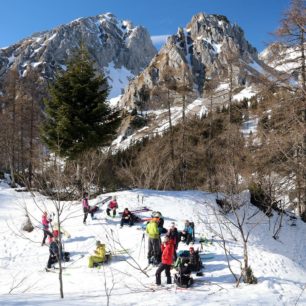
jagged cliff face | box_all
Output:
[120,13,263,110]
[0,13,157,98]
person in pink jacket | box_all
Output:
[82,192,94,224]
[42,211,53,246]
[106,196,118,217]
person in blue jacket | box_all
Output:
[179,220,194,245]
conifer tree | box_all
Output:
[41,46,121,160]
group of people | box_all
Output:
[145,215,197,286]
[82,192,119,224]
[41,211,71,269]
[42,192,200,287]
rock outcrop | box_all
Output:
[0,13,157,98]
[120,13,264,111]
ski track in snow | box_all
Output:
[0,183,306,305]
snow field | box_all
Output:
[0,183,306,305]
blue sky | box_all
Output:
[0,0,290,51]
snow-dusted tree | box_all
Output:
[275,0,305,91]
[41,45,121,182]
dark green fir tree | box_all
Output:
[41,46,121,160]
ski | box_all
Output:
[58,254,85,268]
[95,196,112,207]
[44,268,70,275]
[110,248,132,255]
[118,207,152,215]
[146,284,173,292]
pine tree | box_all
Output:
[41,46,121,160]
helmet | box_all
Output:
[96,240,101,246]
[152,211,162,218]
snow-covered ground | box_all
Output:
[0,182,306,305]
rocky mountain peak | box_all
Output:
[120,12,262,112]
[0,13,157,98]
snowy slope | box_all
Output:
[0,182,306,305]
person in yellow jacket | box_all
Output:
[146,218,161,265]
[88,241,107,268]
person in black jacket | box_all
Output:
[120,208,134,227]
[167,222,179,260]
[189,247,202,272]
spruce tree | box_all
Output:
[41,46,121,160]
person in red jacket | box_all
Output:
[41,211,53,246]
[155,236,174,286]
[106,196,118,217]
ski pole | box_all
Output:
[138,232,144,260]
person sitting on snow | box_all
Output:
[179,220,194,245]
[188,246,202,273]
[120,208,134,227]
[88,241,110,268]
[106,196,118,218]
[47,236,60,269]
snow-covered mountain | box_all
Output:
[0,13,157,98]
[120,13,265,111]
[1,181,306,305]
[260,42,303,84]
[115,13,267,149]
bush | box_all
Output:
[243,266,257,284]
[130,115,147,129]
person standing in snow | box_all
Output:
[41,211,53,246]
[82,192,95,224]
[155,236,174,286]
[167,222,179,260]
[146,217,161,265]
[106,196,118,218]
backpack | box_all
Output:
[149,255,160,266]
[174,273,194,288]
[189,221,195,241]
[63,252,70,262]
[177,250,190,258]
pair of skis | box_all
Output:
[44,254,85,273]
[118,206,152,215]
